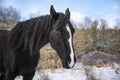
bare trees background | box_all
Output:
[0,6,21,29]
[74,17,120,56]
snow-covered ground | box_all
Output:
[15,62,120,80]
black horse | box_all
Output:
[0,5,76,80]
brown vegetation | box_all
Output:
[37,44,61,69]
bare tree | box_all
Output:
[0,6,21,21]
[115,18,120,53]
[0,6,21,29]
[100,19,108,42]
[100,19,107,30]
[84,17,92,29]
[90,20,98,49]
[8,6,21,21]
[115,18,120,29]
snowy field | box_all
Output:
[15,62,120,80]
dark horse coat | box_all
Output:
[0,29,40,80]
[0,5,76,80]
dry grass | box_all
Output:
[74,29,91,58]
[37,43,61,70]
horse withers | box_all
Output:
[0,5,76,80]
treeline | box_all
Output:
[88,20,120,54]
[74,19,120,55]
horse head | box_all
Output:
[49,5,76,69]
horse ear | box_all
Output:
[50,5,58,20]
[65,8,70,20]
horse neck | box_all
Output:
[9,15,52,53]
[35,16,52,49]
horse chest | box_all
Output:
[15,51,40,73]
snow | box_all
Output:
[92,67,120,80]
[15,62,120,80]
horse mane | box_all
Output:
[9,15,53,55]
